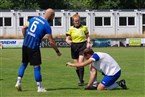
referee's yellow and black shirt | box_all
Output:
[66,25,88,43]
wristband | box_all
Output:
[56,50,60,53]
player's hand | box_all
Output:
[67,40,72,45]
[57,52,62,56]
[66,62,72,66]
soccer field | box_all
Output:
[0,47,144,97]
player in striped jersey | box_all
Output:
[15,8,61,92]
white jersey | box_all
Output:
[89,52,121,76]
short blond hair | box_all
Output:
[72,12,80,20]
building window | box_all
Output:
[95,17,102,26]
[70,18,73,26]
[80,17,86,25]
[28,16,35,21]
[0,17,3,26]
[49,20,53,26]
[19,17,24,26]
[95,17,111,26]
[54,17,62,26]
[119,17,135,26]
[4,17,11,26]
[119,17,126,26]
[143,14,145,24]
[128,17,135,25]
[104,17,111,26]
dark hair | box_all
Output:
[83,48,94,56]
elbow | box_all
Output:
[65,38,67,42]
[49,41,54,45]
[49,41,55,46]
[22,25,27,30]
[65,37,69,43]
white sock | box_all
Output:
[37,82,42,90]
[107,82,119,90]
[90,69,98,87]
[16,77,22,85]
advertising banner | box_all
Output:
[91,39,111,47]
[41,38,70,47]
[126,38,141,46]
[0,38,144,48]
[0,39,23,48]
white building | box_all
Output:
[0,9,145,37]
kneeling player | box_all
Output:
[66,48,127,90]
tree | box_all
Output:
[0,0,145,10]
[38,0,67,9]
[0,0,39,9]
[64,0,98,9]
[0,0,13,9]
[98,0,120,9]
[11,0,39,9]
[119,0,145,9]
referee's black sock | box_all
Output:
[79,67,84,84]
[76,69,80,81]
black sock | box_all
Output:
[76,69,80,81]
[78,67,84,83]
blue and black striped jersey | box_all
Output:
[23,16,51,49]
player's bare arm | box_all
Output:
[86,66,97,88]
[46,34,61,56]
[86,34,91,48]
[65,36,72,45]
[66,59,94,67]
[22,25,28,37]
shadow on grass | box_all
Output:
[46,87,80,91]
[113,88,129,90]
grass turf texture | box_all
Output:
[0,47,144,97]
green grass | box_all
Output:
[0,47,145,97]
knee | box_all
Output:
[97,84,106,90]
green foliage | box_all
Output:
[0,47,144,97]
[0,0,39,9]
[65,0,95,9]
[0,0,145,10]
[98,0,120,9]
[38,0,67,9]
[11,0,39,9]
[0,0,13,9]
[119,0,145,9]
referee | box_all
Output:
[66,12,91,86]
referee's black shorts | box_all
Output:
[22,46,42,66]
[71,41,87,59]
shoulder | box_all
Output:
[67,26,75,33]
[81,25,88,32]
[82,25,87,27]
[82,25,88,29]
[90,53,100,61]
[69,26,75,30]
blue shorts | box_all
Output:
[101,70,121,87]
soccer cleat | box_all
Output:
[78,81,85,86]
[118,79,127,89]
[92,81,98,88]
[84,86,97,90]
[78,82,84,86]
[15,83,22,91]
[37,88,47,92]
